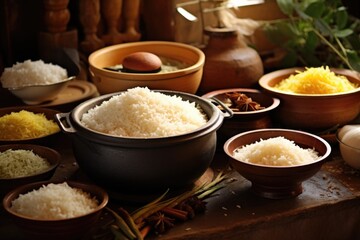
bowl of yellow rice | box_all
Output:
[259,67,360,132]
[0,106,61,143]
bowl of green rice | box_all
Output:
[0,144,61,196]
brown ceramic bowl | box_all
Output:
[0,106,61,144]
[88,41,205,94]
[202,88,280,145]
[0,144,61,196]
[224,129,331,199]
[258,67,360,132]
[2,181,109,240]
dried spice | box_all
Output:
[102,172,228,239]
[225,92,265,112]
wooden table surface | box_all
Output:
[1,88,360,240]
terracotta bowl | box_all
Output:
[202,88,280,145]
[0,106,61,144]
[88,41,205,94]
[258,67,360,132]
[6,76,75,105]
[224,129,331,199]
[0,144,60,196]
[2,181,109,240]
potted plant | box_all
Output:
[262,0,360,71]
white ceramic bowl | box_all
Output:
[8,76,75,105]
[88,41,205,94]
[336,125,360,169]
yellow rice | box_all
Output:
[273,66,358,94]
[0,110,59,140]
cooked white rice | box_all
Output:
[0,149,50,178]
[10,182,98,220]
[80,87,208,138]
[233,136,320,166]
[0,59,68,88]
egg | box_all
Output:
[122,52,162,73]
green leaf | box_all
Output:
[336,8,348,29]
[347,34,360,51]
[304,2,325,18]
[314,18,332,36]
[303,31,319,53]
[276,0,294,16]
[333,29,353,38]
[280,50,298,67]
[347,50,360,72]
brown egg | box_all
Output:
[122,52,162,73]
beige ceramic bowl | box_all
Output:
[259,68,360,132]
[224,128,331,199]
[7,76,75,105]
[88,41,205,94]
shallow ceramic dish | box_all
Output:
[0,106,61,144]
[224,128,331,199]
[7,76,75,105]
[88,41,205,94]
[0,144,61,196]
[202,88,280,145]
[2,180,109,240]
[258,67,360,132]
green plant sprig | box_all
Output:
[262,0,360,71]
[104,171,229,240]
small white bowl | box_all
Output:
[8,76,75,105]
[336,125,360,169]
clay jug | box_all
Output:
[199,27,264,94]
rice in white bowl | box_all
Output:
[233,136,320,166]
[10,182,98,220]
[80,87,208,138]
[0,59,68,88]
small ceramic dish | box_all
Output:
[0,106,61,144]
[224,128,331,199]
[7,76,75,105]
[2,180,109,240]
[202,88,280,144]
[0,144,61,196]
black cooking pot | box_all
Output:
[55,90,230,193]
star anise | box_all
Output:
[146,212,175,234]
[225,92,265,112]
[176,196,206,219]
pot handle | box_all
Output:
[209,97,233,119]
[55,112,77,134]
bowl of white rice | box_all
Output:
[0,59,75,105]
[55,87,229,193]
[88,41,205,94]
[2,180,108,239]
[224,128,331,199]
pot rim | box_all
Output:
[67,90,224,146]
